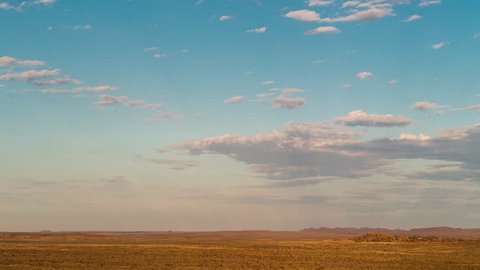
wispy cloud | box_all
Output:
[261,80,274,85]
[357,71,373,80]
[219,15,233,21]
[284,10,321,22]
[404,14,422,22]
[144,47,158,52]
[335,110,414,127]
[0,56,45,67]
[432,41,449,49]
[419,0,442,7]
[305,26,341,35]
[308,0,333,7]
[224,95,244,104]
[411,101,439,111]
[246,27,267,33]
[320,8,394,23]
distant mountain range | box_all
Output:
[300,227,480,238]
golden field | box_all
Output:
[1,232,479,269]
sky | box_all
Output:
[1,0,479,231]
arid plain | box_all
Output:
[1,228,480,269]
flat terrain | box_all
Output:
[1,232,479,269]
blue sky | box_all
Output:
[1,0,480,231]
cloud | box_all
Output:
[246,27,267,33]
[432,41,449,49]
[170,122,373,180]
[404,14,422,22]
[153,53,167,59]
[95,95,129,107]
[72,25,91,31]
[272,96,305,109]
[72,85,116,93]
[305,26,341,35]
[342,84,352,89]
[320,8,394,23]
[0,69,59,82]
[399,133,431,141]
[219,15,233,21]
[419,0,441,7]
[456,104,480,112]
[308,0,333,7]
[137,155,197,170]
[261,80,274,85]
[335,110,414,127]
[0,0,56,12]
[284,10,321,22]
[33,0,56,5]
[341,1,360,8]
[32,77,81,86]
[154,112,183,122]
[268,88,306,110]
[356,71,373,80]
[170,120,480,182]
[474,33,480,39]
[95,95,164,112]
[0,56,45,67]
[144,47,158,52]
[0,56,86,87]
[0,2,14,10]
[224,96,244,104]
[389,80,398,85]
[412,101,438,111]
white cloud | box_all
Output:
[272,96,305,109]
[473,33,480,39]
[0,2,14,10]
[34,0,56,5]
[32,77,81,86]
[320,8,394,23]
[154,112,183,122]
[341,1,360,8]
[389,79,398,85]
[224,96,244,104]
[399,133,431,141]
[305,26,341,35]
[0,56,45,67]
[261,80,275,85]
[342,84,352,89]
[153,53,167,59]
[0,0,56,11]
[219,15,233,21]
[284,10,321,22]
[419,0,441,7]
[246,27,267,33]
[404,14,422,22]
[72,25,91,31]
[95,95,167,114]
[335,110,414,127]
[144,47,158,52]
[456,104,480,112]
[432,41,449,49]
[412,101,438,111]
[356,71,373,80]
[308,0,333,7]
[255,88,306,110]
[0,69,60,81]
[72,85,116,93]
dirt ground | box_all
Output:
[1,232,479,269]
